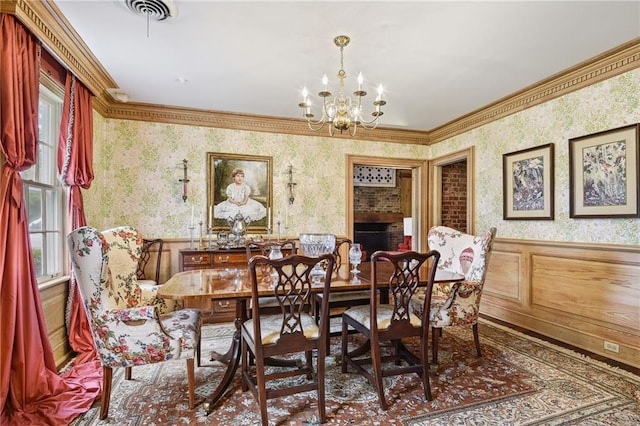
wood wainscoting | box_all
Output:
[482,238,640,368]
[40,280,72,369]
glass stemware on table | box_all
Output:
[299,233,336,280]
[348,243,362,274]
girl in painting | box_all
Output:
[214,168,267,222]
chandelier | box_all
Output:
[298,35,386,136]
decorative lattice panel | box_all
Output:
[353,166,396,187]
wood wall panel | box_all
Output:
[531,255,640,329]
[484,251,522,302]
[482,239,640,368]
[40,281,72,368]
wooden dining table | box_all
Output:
[158,261,463,413]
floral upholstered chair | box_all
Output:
[411,225,497,366]
[68,226,202,420]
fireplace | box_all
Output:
[353,212,403,260]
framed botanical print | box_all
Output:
[569,124,640,218]
[207,152,273,230]
[503,143,554,220]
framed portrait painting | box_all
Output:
[503,143,554,220]
[569,124,640,218]
[207,152,273,231]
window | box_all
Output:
[21,84,66,283]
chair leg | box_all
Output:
[196,333,202,367]
[317,347,327,423]
[473,323,482,357]
[420,335,432,401]
[431,327,440,366]
[371,341,388,410]
[125,366,132,380]
[100,366,113,420]
[187,358,195,409]
[255,356,269,426]
[341,319,349,373]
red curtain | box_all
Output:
[58,71,101,372]
[0,14,98,425]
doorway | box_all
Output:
[346,155,428,252]
[428,147,474,234]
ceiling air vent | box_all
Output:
[124,0,177,21]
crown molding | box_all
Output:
[5,1,639,146]
[428,38,640,144]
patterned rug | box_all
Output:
[71,318,640,425]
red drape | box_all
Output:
[58,72,101,371]
[0,14,98,425]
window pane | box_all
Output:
[27,186,43,231]
[46,189,60,229]
[30,232,43,277]
[45,232,60,277]
[39,143,53,185]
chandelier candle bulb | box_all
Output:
[322,74,328,91]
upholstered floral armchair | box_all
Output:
[411,225,496,365]
[68,226,202,420]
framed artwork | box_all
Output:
[207,152,273,230]
[503,143,554,220]
[569,124,640,218]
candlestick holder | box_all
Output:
[276,220,281,242]
[188,225,196,249]
[266,227,273,241]
[198,221,204,249]
[207,227,214,249]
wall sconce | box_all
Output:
[179,159,189,202]
[286,163,297,205]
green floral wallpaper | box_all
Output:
[86,121,429,238]
[430,68,640,245]
[86,68,640,245]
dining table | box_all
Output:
[158,260,464,414]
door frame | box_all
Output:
[346,155,428,252]
[427,147,475,234]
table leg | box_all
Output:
[205,300,246,414]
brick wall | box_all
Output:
[441,160,467,233]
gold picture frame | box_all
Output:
[503,143,555,220]
[569,124,639,218]
[207,152,273,231]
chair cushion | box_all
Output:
[344,304,422,330]
[243,313,319,345]
[160,308,202,356]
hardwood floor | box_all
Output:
[481,314,639,376]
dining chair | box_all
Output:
[246,239,298,315]
[410,226,497,366]
[68,226,202,420]
[241,253,335,426]
[341,249,440,410]
[134,236,177,313]
[314,237,371,352]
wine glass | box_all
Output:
[349,243,362,274]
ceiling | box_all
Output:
[52,0,640,133]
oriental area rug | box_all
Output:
[70,318,640,425]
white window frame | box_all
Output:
[21,83,68,286]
